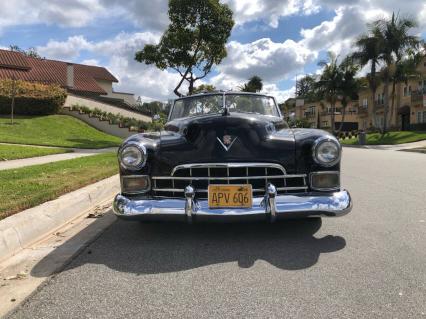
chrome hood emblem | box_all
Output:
[217,135,237,151]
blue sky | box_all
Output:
[0,0,425,102]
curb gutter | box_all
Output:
[0,175,120,263]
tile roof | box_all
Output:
[0,49,118,95]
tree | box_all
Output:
[295,74,317,101]
[135,0,234,97]
[336,57,360,132]
[9,45,41,58]
[315,52,342,134]
[192,84,216,94]
[239,75,263,92]
[352,25,384,128]
[374,13,421,133]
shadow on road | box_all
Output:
[32,217,346,276]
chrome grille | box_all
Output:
[152,163,308,199]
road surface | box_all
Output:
[7,148,426,318]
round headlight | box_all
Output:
[119,143,147,170]
[312,137,341,167]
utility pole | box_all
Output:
[10,76,17,125]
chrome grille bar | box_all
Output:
[152,174,306,181]
[152,163,308,197]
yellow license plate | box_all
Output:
[208,184,252,208]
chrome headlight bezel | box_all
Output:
[119,142,147,170]
[312,136,341,167]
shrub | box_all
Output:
[409,123,426,131]
[70,104,162,132]
[0,79,67,115]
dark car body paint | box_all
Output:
[118,113,340,195]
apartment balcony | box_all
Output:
[320,111,341,116]
[375,100,385,109]
[358,106,369,116]
[303,112,316,119]
[411,89,426,107]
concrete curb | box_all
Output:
[0,175,120,263]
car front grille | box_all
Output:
[151,163,308,199]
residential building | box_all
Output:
[294,100,359,131]
[0,48,136,106]
[294,56,426,131]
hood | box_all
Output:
[137,113,297,175]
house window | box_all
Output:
[403,86,412,97]
[362,98,368,108]
[363,119,368,129]
[377,116,384,128]
[377,93,385,104]
[322,121,329,128]
[417,111,423,123]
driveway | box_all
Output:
[7,148,426,319]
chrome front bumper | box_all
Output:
[113,185,352,222]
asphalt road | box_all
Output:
[7,148,426,319]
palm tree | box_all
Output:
[337,57,360,132]
[352,25,384,128]
[315,52,342,134]
[374,13,421,133]
[240,76,263,92]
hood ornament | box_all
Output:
[217,135,237,151]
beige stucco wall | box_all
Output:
[96,79,136,105]
[64,94,152,122]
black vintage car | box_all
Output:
[113,92,352,222]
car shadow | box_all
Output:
[31,216,346,277]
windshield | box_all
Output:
[169,94,279,120]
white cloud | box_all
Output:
[37,32,182,101]
[262,84,295,103]
[37,36,91,60]
[0,0,104,31]
[99,0,169,31]
[224,0,319,28]
[215,38,316,82]
[5,0,426,102]
[80,59,100,66]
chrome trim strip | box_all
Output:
[309,171,340,191]
[120,175,151,195]
[171,162,287,176]
[113,190,353,220]
[152,186,308,193]
[152,174,305,181]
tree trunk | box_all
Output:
[371,87,377,128]
[389,79,397,130]
[173,68,191,97]
[382,77,390,135]
[188,76,195,96]
[337,102,347,133]
[330,100,336,135]
[10,77,16,125]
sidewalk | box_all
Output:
[342,139,426,151]
[0,146,117,171]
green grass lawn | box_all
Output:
[341,131,426,145]
[0,115,122,149]
[0,144,72,161]
[0,152,118,220]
